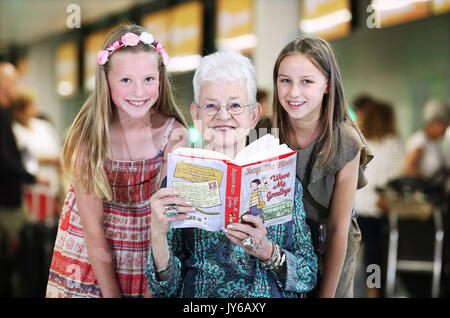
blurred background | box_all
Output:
[0,0,449,298]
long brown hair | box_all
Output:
[272,36,361,166]
[63,23,186,200]
[358,100,397,141]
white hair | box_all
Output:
[423,99,450,124]
[192,51,257,107]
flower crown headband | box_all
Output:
[97,32,169,66]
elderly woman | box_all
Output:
[145,51,317,298]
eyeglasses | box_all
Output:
[197,103,253,116]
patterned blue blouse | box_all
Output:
[145,179,317,298]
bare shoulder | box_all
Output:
[150,110,171,128]
[167,120,189,150]
[172,119,189,135]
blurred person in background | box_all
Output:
[403,99,450,179]
[10,89,62,220]
[0,62,48,296]
[403,98,449,298]
[354,97,405,298]
[444,127,450,192]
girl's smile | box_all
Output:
[286,100,306,109]
[126,99,149,106]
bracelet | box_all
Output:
[261,243,278,267]
[155,258,170,274]
[261,243,286,270]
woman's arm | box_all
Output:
[403,147,422,177]
[74,185,122,298]
[224,179,318,294]
[145,187,194,297]
[318,152,360,298]
[37,155,61,166]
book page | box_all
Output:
[234,134,291,166]
[172,147,231,161]
[167,153,227,231]
[238,151,297,227]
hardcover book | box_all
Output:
[167,134,297,231]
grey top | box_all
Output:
[296,121,373,224]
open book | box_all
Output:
[167,134,297,231]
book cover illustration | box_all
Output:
[166,134,297,231]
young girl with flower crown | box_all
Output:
[46,24,189,298]
[271,36,373,297]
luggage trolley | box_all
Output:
[384,177,445,298]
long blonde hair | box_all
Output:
[63,23,186,200]
[272,36,360,166]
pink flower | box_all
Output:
[108,40,122,51]
[97,50,109,65]
[121,32,140,46]
[155,42,170,66]
[160,50,170,66]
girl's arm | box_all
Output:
[159,121,190,186]
[145,121,190,297]
[273,179,318,294]
[74,185,122,298]
[318,152,360,298]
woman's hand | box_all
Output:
[224,214,273,261]
[150,188,195,240]
[150,187,195,279]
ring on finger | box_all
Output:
[164,204,178,216]
[241,235,255,250]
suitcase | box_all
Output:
[0,225,13,297]
[16,219,58,297]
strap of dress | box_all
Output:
[160,117,176,152]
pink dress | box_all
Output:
[46,118,175,297]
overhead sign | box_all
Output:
[299,0,352,40]
[432,0,450,14]
[216,0,256,52]
[370,0,431,27]
[142,1,203,72]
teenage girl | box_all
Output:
[46,24,189,298]
[271,36,373,297]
